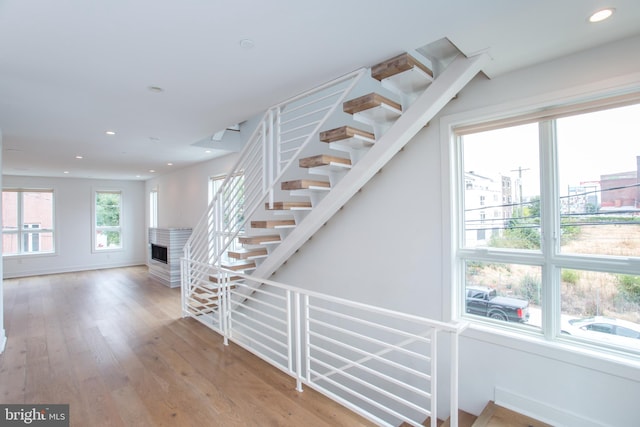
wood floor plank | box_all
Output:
[0,266,373,427]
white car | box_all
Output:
[561,316,640,348]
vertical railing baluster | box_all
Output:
[294,291,303,392]
[304,294,311,385]
[431,330,438,427]
[450,330,459,427]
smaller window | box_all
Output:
[2,189,55,256]
[150,189,158,228]
[94,190,122,251]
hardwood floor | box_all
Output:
[0,266,373,427]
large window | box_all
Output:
[2,189,55,255]
[455,98,640,354]
[94,190,122,251]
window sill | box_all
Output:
[2,251,57,259]
[462,321,640,382]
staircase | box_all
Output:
[404,401,552,427]
[222,51,485,286]
[181,46,489,426]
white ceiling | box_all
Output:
[1,0,639,181]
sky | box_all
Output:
[462,102,640,198]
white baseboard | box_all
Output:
[0,330,6,354]
[494,387,606,427]
[3,261,147,279]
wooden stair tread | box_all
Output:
[400,409,476,427]
[474,401,551,427]
[319,126,375,143]
[190,293,218,304]
[251,219,296,228]
[221,260,256,271]
[299,154,351,168]
[238,234,281,245]
[281,179,330,190]
[264,201,312,210]
[187,305,215,314]
[208,274,242,283]
[441,409,477,427]
[343,93,401,115]
[227,247,268,259]
[371,52,433,81]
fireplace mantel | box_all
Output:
[148,227,192,288]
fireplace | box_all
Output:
[148,227,192,287]
[150,244,168,264]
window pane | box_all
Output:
[96,192,121,227]
[461,123,541,249]
[2,233,19,255]
[96,230,121,249]
[464,261,541,329]
[561,269,640,350]
[557,103,640,257]
[2,191,18,231]
[95,191,122,250]
[2,190,54,255]
[23,191,53,228]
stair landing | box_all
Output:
[473,401,551,427]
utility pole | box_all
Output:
[510,166,530,212]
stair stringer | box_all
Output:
[251,52,490,280]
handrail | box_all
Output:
[183,68,366,269]
[181,259,467,427]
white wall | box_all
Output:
[267,35,640,426]
[2,176,146,278]
[133,35,640,425]
[144,154,239,230]
[0,129,5,353]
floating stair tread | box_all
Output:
[319,126,375,143]
[281,179,330,190]
[473,401,551,427]
[251,219,296,228]
[299,154,351,169]
[187,305,214,315]
[400,409,476,427]
[440,409,477,427]
[193,284,220,293]
[343,93,401,115]
[208,274,242,283]
[264,201,312,211]
[238,235,281,245]
[190,293,218,305]
[371,52,433,81]
[228,247,268,260]
[221,260,256,271]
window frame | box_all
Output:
[92,188,124,252]
[441,82,640,368]
[2,188,56,256]
[149,187,158,228]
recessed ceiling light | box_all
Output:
[205,150,212,154]
[64,171,70,174]
[589,8,615,23]
[148,86,164,93]
[239,38,255,49]
[149,169,155,173]
[136,175,141,178]
[105,130,116,135]
[75,155,83,159]
[167,162,173,166]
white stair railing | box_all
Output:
[181,259,468,427]
[183,68,366,283]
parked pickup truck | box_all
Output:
[465,285,530,323]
